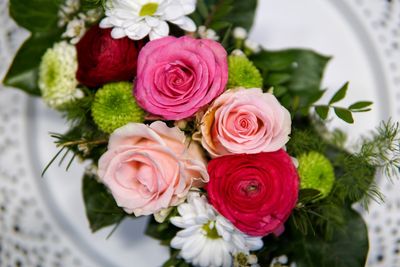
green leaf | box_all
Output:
[292,208,369,267]
[3,32,62,95]
[9,0,62,32]
[162,249,191,267]
[191,0,257,33]
[265,73,292,85]
[81,0,106,10]
[315,106,329,120]
[273,86,288,97]
[348,101,373,111]
[334,107,354,124]
[4,0,64,95]
[82,173,126,232]
[329,82,349,105]
[251,49,330,112]
[145,213,180,246]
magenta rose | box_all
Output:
[134,36,228,120]
[200,88,291,157]
[98,121,209,216]
[76,25,143,88]
[206,150,299,237]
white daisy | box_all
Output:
[170,193,263,267]
[100,0,197,40]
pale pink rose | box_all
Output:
[200,88,291,157]
[134,36,228,120]
[98,121,209,216]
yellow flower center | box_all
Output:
[202,221,221,239]
[139,3,159,17]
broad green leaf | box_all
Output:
[293,208,369,267]
[9,0,62,32]
[250,49,330,112]
[315,106,329,120]
[190,0,258,33]
[145,210,179,246]
[162,250,191,267]
[82,173,126,232]
[4,0,64,95]
[273,86,288,97]
[329,82,349,105]
[334,107,354,124]
[348,101,373,111]
[265,73,292,85]
[308,89,326,104]
[3,32,62,95]
[258,208,368,267]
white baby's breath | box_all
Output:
[63,17,86,44]
[100,0,197,40]
[233,27,247,39]
[170,193,263,267]
[198,25,219,41]
[58,0,80,27]
[244,39,261,53]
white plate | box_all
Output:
[1,0,400,266]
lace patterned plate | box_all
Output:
[0,0,399,266]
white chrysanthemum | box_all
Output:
[170,193,263,267]
[39,41,83,109]
[100,0,197,40]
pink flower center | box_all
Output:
[240,180,261,197]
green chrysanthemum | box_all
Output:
[92,82,145,133]
[39,41,82,109]
[298,151,335,198]
[227,54,263,89]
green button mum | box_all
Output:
[227,54,263,89]
[298,151,335,199]
[92,82,145,133]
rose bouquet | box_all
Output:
[3,0,400,266]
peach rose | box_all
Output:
[98,121,209,216]
[200,88,291,157]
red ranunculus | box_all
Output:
[76,25,143,88]
[206,150,299,237]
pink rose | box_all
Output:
[98,122,209,216]
[134,36,228,120]
[200,88,291,157]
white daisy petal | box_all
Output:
[145,16,160,27]
[169,16,196,32]
[111,27,126,39]
[149,20,169,40]
[169,193,264,267]
[163,5,185,20]
[101,0,197,40]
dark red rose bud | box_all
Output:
[76,25,143,88]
